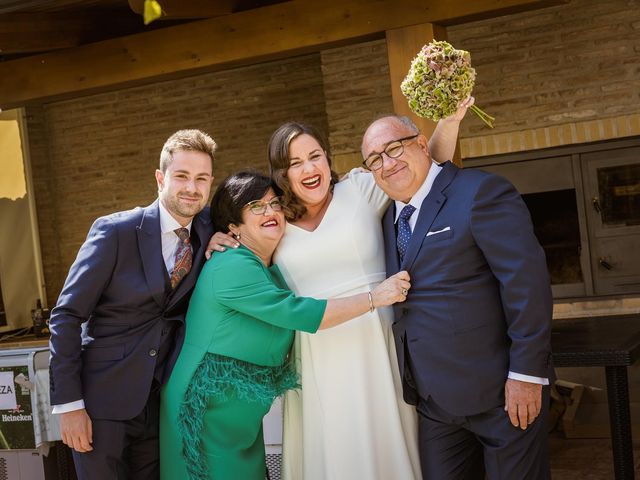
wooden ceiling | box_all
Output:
[0,0,567,109]
[0,0,287,60]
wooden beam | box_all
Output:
[386,23,462,166]
[0,12,142,54]
[128,0,237,18]
[0,0,566,109]
[0,0,54,14]
[0,0,95,14]
[127,0,291,19]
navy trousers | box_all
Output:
[71,389,160,480]
[417,387,551,480]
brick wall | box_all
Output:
[317,0,640,163]
[320,39,394,171]
[28,54,328,300]
[27,0,640,303]
[25,105,62,304]
[446,0,640,156]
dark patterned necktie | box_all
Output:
[396,204,416,261]
[170,228,192,289]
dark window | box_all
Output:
[597,164,640,227]
[522,189,583,285]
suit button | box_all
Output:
[149,349,158,357]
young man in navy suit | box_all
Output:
[49,129,216,479]
[362,115,553,479]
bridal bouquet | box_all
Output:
[400,40,494,128]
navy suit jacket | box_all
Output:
[383,161,553,417]
[49,200,212,420]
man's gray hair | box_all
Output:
[395,115,420,134]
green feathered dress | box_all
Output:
[159,246,326,480]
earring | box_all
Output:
[234,232,241,240]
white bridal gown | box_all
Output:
[275,170,422,480]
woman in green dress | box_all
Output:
[159,171,410,480]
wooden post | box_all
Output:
[386,23,462,165]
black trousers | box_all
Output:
[72,389,160,480]
[416,387,551,480]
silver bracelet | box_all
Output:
[368,291,375,313]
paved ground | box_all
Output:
[550,432,640,479]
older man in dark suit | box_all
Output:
[362,115,553,479]
[49,129,216,479]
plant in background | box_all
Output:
[401,40,495,128]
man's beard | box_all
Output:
[162,193,204,219]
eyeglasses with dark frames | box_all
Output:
[362,134,419,171]
[244,197,284,215]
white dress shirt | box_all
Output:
[52,202,193,414]
[394,161,443,230]
[394,162,548,386]
[159,201,193,274]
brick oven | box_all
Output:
[463,136,640,301]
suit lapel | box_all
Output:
[382,204,400,275]
[166,209,212,310]
[137,200,166,309]
[402,162,458,271]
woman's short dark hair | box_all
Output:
[210,170,274,233]
[268,121,339,222]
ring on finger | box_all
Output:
[401,288,407,296]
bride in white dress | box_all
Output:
[265,113,464,480]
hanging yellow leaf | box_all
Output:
[143,0,163,25]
